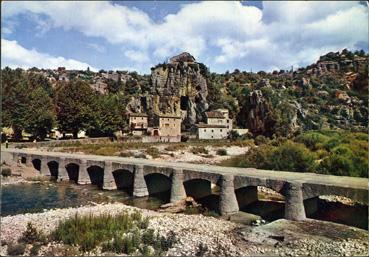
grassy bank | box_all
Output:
[55,139,254,156]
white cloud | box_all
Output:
[124,50,150,63]
[1,39,97,71]
[1,1,368,72]
[87,43,106,53]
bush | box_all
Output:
[19,222,46,244]
[254,135,269,145]
[296,132,329,150]
[146,147,161,159]
[268,141,316,172]
[216,149,227,156]
[192,147,208,155]
[2,167,11,177]
[7,242,26,256]
[30,243,42,256]
[164,144,186,152]
[51,211,174,255]
[119,151,134,157]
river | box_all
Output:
[1,182,367,230]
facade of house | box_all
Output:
[144,114,181,142]
[129,113,148,135]
[196,109,233,139]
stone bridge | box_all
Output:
[2,149,368,225]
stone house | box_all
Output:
[90,80,108,94]
[129,113,148,136]
[196,109,233,139]
[145,114,181,142]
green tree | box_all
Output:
[88,95,124,137]
[1,68,30,140]
[55,80,96,138]
[24,87,56,140]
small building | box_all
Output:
[129,113,148,136]
[196,109,233,140]
[145,114,182,142]
[196,123,229,140]
[90,80,108,94]
[205,109,232,130]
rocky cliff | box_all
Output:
[127,52,209,130]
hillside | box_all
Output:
[1,49,368,140]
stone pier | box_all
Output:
[103,161,117,190]
[58,157,69,181]
[170,168,186,203]
[284,182,306,221]
[133,165,148,197]
[40,158,49,176]
[78,159,90,184]
[219,174,239,216]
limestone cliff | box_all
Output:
[127,52,209,130]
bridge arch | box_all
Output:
[87,165,104,188]
[303,193,368,230]
[184,178,212,200]
[113,169,134,194]
[65,163,79,183]
[235,185,286,221]
[31,158,41,172]
[20,156,27,164]
[144,173,171,196]
[47,161,59,179]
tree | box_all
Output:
[24,87,56,140]
[55,80,96,138]
[87,95,124,137]
[1,68,30,140]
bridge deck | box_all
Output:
[2,148,368,191]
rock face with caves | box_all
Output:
[127,52,209,130]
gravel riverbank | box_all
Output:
[1,202,368,256]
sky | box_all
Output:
[1,1,368,74]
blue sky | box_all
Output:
[1,1,367,74]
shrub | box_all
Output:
[216,149,227,156]
[119,151,134,157]
[2,167,11,177]
[146,147,161,159]
[19,222,46,244]
[51,210,174,255]
[254,135,269,145]
[268,141,316,172]
[30,243,42,256]
[228,130,240,141]
[192,147,208,155]
[296,132,329,150]
[195,243,209,257]
[7,242,26,256]
[164,144,186,152]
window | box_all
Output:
[220,129,222,132]
[227,119,229,123]
[211,130,214,133]
[204,129,206,132]
[211,136,213,138]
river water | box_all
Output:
[1,182,367,230]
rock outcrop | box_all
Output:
[126,52,209,130]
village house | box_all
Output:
[129,113,148,136]
[90,79,108,94]
[196,109,233,139]
[145,114,182,142]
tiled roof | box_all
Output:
[196,124,228,128]
[205,111,224,119]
